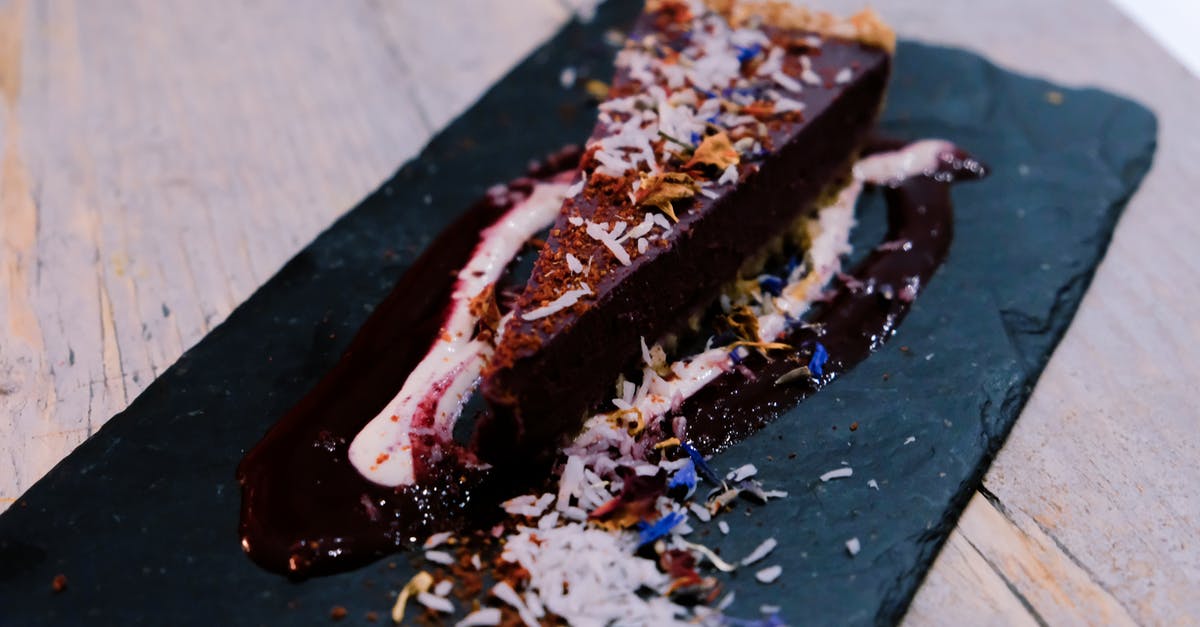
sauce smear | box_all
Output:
[238,142,984,577]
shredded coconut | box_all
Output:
[740,537,778,566]
[521,284,593,321]
[423,531,454,549]
[846,537,862,556]
[424,550,455,565]
[455,608,502,627]
[418,591,454,613]
[819,467,854,482]
[755,565,783,583]
[566,253,585,274]
[727,463,758,482]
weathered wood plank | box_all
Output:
[1,0,1197,624]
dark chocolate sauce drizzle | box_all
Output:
[237,142,985,577]
[236,149,581,577]
[680,146,986,452]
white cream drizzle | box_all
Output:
[348,182,571,486]
[350,140,956,487]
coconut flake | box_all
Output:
[845,537,862,556]
[771,70,803,93]
[521,284,593,321]
[718,165,738,185]
[799,56,822,85]
[867,479,879,490]
[502,492,556,517]
[622,214,657,242]
[424,550,455,565]
[566,253,584,274]
[491,582,539,627]
[423,531,454,549]
[586,221,633,266]
[740,537,778,566]
[904,436,916,445]
[755,565,783,583]
[418,591,455,613]
[835,67,853,84]
[819,467,854,482]
[718,520,730,535]
[455,608,502,627]
[774,97,806,113]
[727,463,758,482]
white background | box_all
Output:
[1111,0,1200,77]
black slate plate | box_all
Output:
[0,1,1156,624]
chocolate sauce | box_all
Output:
[236,149,579,577]
[678,148,986,452]
[238,144,984,577]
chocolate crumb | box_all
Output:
[51,574,68,593]
[849,422,858,431]
[365,611,379,623]
[330,606,348,621]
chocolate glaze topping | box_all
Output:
[238,143,984,577]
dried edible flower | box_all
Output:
[636,511,685,546]
[391,571,434,623]
[468,283,501,343]
[684,131,740,171]
[635,172,700,222]
[808,341,829,376]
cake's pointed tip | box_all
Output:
[848,8,897,53]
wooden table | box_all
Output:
[2,0,1196,623]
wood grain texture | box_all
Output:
[1,0,1196,623]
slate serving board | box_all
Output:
[0,0,1156,624]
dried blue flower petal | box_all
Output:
[637,511,685,546]
[758,275,785,296]
[680,441,720,485]
[736,43,762,63]
[784,254,802,275]
[668,459,698,496]
[808,342,829,377]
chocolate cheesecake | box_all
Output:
[477,0,895,466]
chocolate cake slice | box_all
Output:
[477,0,894,466]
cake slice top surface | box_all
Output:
[489,0,893,372]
